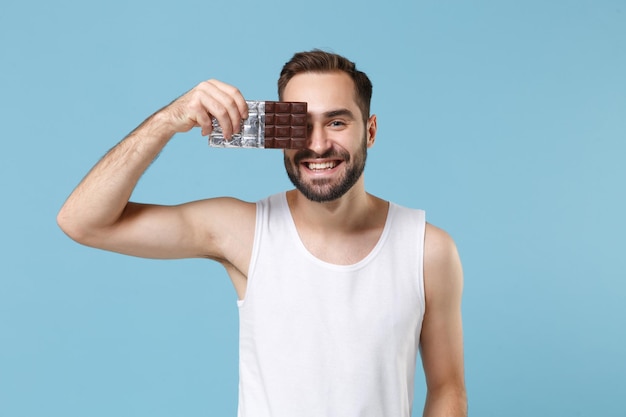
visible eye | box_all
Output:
[329,120,346,128]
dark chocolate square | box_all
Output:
[263,101,308,149]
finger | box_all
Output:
[183,81,233,138]
[205,95,237,138]
[180,88,217,136]
[205,80,250,138]
[183,79,248,139]
[196,107,214,136]
[191,82,238,138]
[207,80,247,137]
[207,79,249,120]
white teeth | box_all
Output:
[307,161,338,170]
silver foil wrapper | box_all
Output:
[209,101,266,148]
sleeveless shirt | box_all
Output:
[237,193,426,417]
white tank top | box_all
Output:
[237,193,426,417]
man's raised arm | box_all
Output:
[57,79,252,261]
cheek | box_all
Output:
[283,151,297,163]
[283,152,298,171]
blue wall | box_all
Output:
[1,1,624,415]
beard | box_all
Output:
[284,136,367,203]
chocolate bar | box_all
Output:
[209,101,308,149]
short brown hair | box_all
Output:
[277,50,373,122]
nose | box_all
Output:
[307,123,332,155]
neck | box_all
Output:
[286,181,387,233]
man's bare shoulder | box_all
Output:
[423,222,463,297]
[424,223,460,264]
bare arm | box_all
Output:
[421,224,467,417]
[57,79,253,262]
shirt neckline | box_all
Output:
[277,192,395,272]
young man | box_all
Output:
[58,50,467,417]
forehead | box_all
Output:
[282,71,360,117]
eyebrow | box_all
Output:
[322,108,356,120]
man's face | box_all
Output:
[281,71,375,203]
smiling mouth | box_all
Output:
[304,161,340,171]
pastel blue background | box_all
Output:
[1,0,624,416]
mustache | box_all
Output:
[293,149,350,165]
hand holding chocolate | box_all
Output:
[209,101,307,149]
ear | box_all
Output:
[366,114,378,148]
